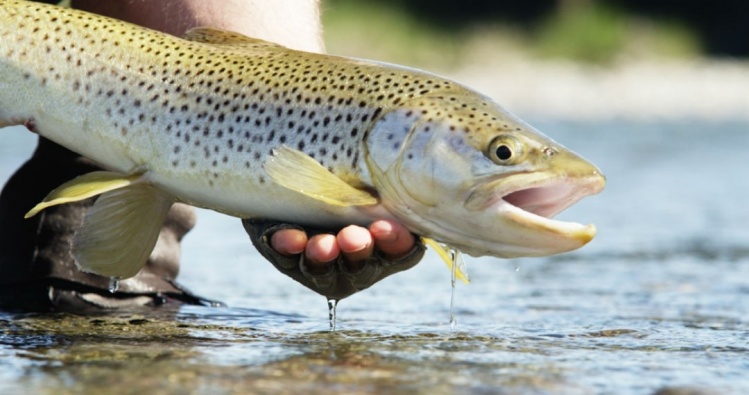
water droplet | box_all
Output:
[454,249,468,281]
[328,298,338,332]
[449,248,460,331]
[108,277,120,293]
[515,266,520,272]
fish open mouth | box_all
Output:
[502,179,593,219]
[466,171,605,240]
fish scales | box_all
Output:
[3,1,458,212]
[0,0,511,219]
[1,0,605,279]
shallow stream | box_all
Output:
[1,119,747,394]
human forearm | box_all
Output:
[71,0,324,52]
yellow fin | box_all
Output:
[25,171,143,218]
[73,183,174,279]
[422,237,470,284]
[264,146,378,207]
[183,27,284,50]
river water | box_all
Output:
[1,119,747,394]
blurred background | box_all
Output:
[2,2,748,394]
[323,0,749,120]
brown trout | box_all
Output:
[0,0,605,279]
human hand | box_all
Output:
[271,219,416,273]
[242,219,425,300]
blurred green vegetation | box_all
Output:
[534,2,700,63]
[323,0,709,68]
[322,1,468,68]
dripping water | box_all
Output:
[328,298,338,331]
[108,277,120,293]
[449,249,461,330]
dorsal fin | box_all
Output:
[183,27,285,50]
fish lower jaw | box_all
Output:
[498,199,597,248]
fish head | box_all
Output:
[364,90,606,258]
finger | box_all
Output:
[270,228,307,257]
[304,233,340,274]
[336,225,374,272]
[369,219,415,259]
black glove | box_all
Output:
[242,219,425,300]
[0,138,218,311]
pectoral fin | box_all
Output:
[264,146,378,207]
[73,183,174,279]
[422,237,470,284]
[25,171,143,218]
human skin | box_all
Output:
[71,0,417,273]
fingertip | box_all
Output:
[337,225,374,268]
[305,233,340,264]
[369,219,414,259]
[270,228,307,256]
[336,225,373,253]
[369,219,406,242]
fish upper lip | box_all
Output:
[465,170,605,233]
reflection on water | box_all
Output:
[1,120,748,394]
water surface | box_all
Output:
[1,120,747,394]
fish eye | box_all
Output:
[488,135,522,165]
[496,145,512,161]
